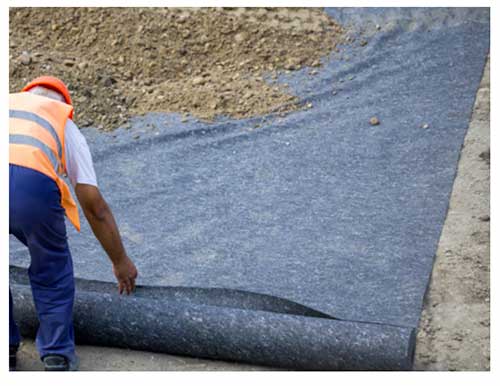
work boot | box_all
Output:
[42,354,79,371]
[9,345,19,371]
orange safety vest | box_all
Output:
[9,92,81,231]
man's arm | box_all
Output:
[75,183,138,294]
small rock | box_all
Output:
[177,14,188,24]
[133,134,140,140]
[63,59,75,67]
[479,215,490,222]
[19,52,31,65]
[234,32,246,43]
[306,102,313,109]
[82,89,93,98]
[311,60,321,67]
[359,39,368,47]
[479,149,490,165]
[376,24,381,30]
[332,90,337,95]
[309,70,318,75]
[192,76,206,86]
[284,60,298,71]
[422,123,429,129]
[369,116,380,126]
[347,75,355,81]
[103,76,117,87]
[77,62,88,70]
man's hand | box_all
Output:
[75,184,139,295]
[112,256,138,295]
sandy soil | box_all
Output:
[15,342,269,371]
[9,8,345,129]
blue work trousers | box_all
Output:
[9,164,76,362]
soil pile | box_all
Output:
[10,8,345,130]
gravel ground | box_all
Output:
[9,8,345,128]
[14,57,490,371]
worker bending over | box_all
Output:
[9,76,138,371]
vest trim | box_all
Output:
[9,134,59,172]
[9,109,63,161]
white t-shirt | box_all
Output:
[64,119,98,188]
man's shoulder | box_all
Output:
[65,118,79,131]
[64,119,88,146]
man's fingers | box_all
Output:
[125,278,132,295]
[117,276,136,295]
[120,279,128,295]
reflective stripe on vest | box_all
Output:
[9,92,80,231]
[9,109,63,161]
[9,134,60,171]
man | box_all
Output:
[9,76,138,371]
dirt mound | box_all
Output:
[9,8,345,130]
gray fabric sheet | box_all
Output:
[10,8,490,369]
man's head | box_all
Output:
[21,76,74,118]
[28,85,66,103]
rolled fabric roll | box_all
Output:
[11,266,415,370]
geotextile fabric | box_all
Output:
[10,8,490,370]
